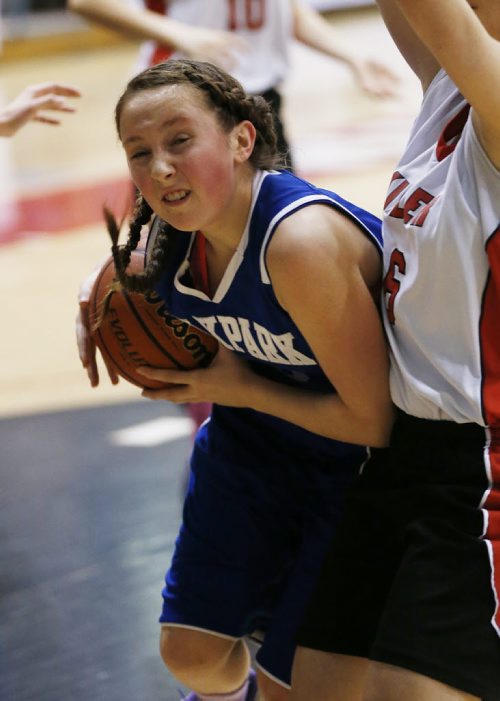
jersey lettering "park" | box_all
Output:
[193,314,316,366]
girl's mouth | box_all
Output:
[163,190,190,203]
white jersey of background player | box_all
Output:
[137,0,291,95]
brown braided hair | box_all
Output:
[106,58,285,296]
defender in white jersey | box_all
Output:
[293,2,500,701]
[76,60,392,701]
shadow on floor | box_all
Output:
[0,400,191,701]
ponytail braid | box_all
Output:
[104,194,180,295]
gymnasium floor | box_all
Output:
[0,7,420,700]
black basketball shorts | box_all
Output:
[297,410,500,700]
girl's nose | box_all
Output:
[151,156,175,182]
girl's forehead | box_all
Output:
[124,83,205,114]
[119,83,211,135]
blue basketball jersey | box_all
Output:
[153,169,383,460]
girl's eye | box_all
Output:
[130,150,149,161]
[172,135,190,147]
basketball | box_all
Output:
[88,249,218,389]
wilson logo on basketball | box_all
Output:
[107,308,150,366]
[144,290,216,365]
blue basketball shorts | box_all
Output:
[159,430,361,687]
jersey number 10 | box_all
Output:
[227,0,265,30]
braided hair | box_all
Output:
[107,58,284,295]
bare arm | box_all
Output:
[381,0,500,166]
[139,207,393,447]
[291,0,399,97]
[376,0,439,91]
[263,205,393,446]
[67,0,246,68]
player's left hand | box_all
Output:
[137,346,255,407]
[76,266,120,388]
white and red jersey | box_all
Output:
[137,0,292,94]
[382,70,500,426]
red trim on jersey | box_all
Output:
[150,45,174,64]
[435,105,471,162]
[144,0,174,65]
[485,445,500,633]
[480,227,500,631]
[492,541,500,635]
[481,227,500,426]
[190,232,210,295]
[145,0,167,13]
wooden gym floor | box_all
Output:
[0,7,420,700]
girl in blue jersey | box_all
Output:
[78,59,393,701]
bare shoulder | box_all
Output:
[266,204,381,296]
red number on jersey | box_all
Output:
[228,0,265,30]
[383,248,406,325]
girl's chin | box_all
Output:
[157,212,200,233]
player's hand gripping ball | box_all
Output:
[88,249,218,389]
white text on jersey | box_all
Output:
[194,315,316,365]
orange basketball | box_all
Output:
[88,249,218,389]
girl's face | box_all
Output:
[119,84,254,236]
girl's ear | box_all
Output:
[231,120,256,163]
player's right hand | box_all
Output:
[76,267,119,388]
[166,23,249,72]
[0,82,81,137]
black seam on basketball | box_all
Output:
[94,325,155,388]
[122,290,189,370]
